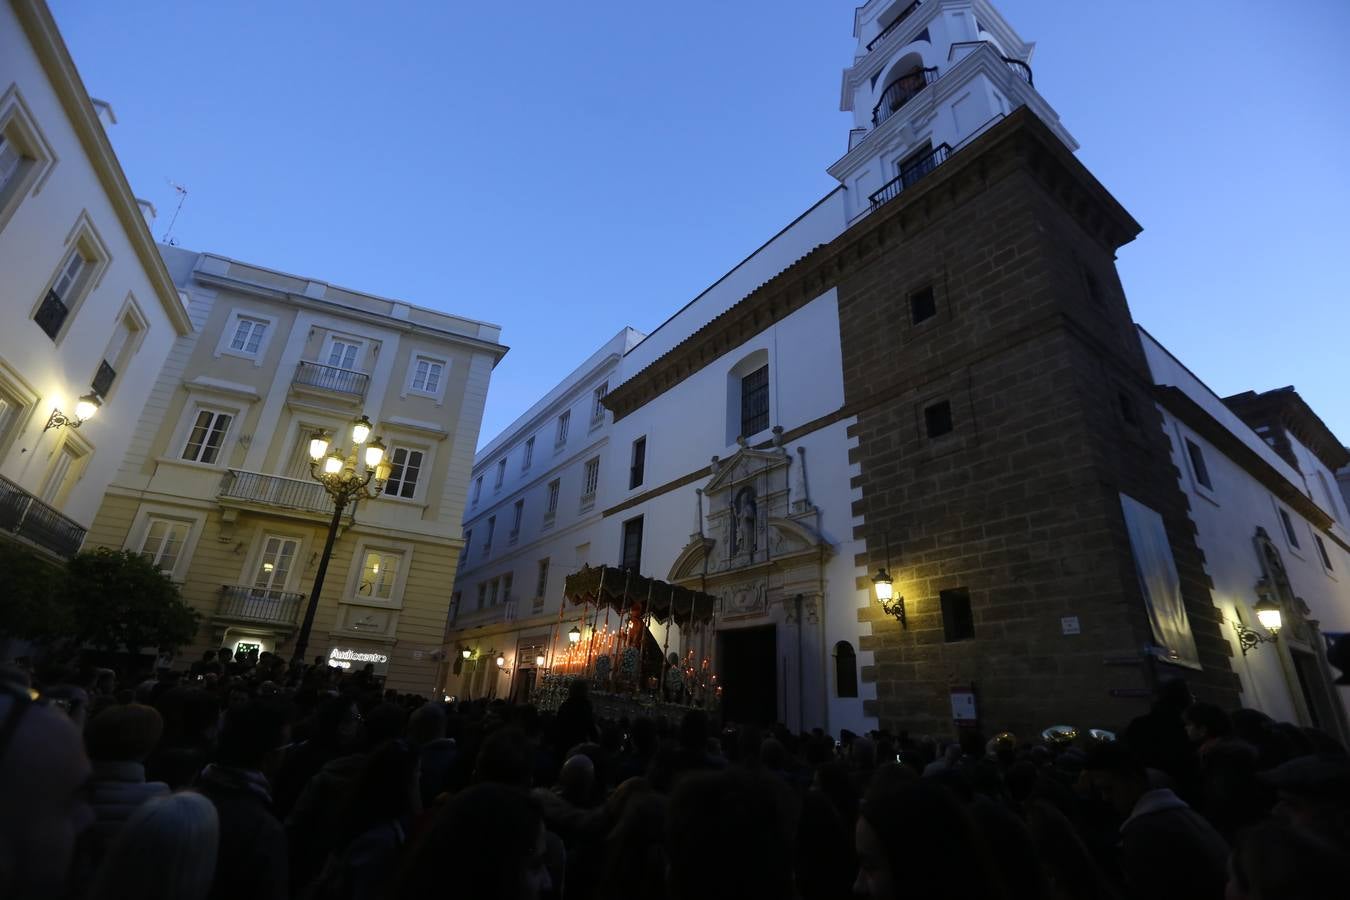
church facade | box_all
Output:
[445,0,1350,741]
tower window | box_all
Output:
[1314,535,1333,571]
[1184,439,1213,491]
[630,436,646,490]
[1278,508,1300,549]
[740,365,770,437]
[924,400,952,439]
[620,516,644,573]
[1118,392,1138,426]
[940,588,974,642]
[910,285,936,324]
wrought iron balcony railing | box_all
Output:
[92,360,116,398]
[216,585,303,626]
[35,290,70,341]
[219,470,332,514]
[293,361,370,398]
[871,67,938,128]
[868,143,951,210]
[866,1,922,53]
[0,473,86,557]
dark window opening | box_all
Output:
[91,360,116,398]
[741,365,770,437]
[1083,266,1104,305]
[1184,438,1212,490]
[1118,392,1138,426]
[1315,535,1333,571]
[834,641,858,698]
[1279,509,1300,549]
[35,290,69,341]
[630,436,646,489]
[910,285,936,324]
[940,588,974,642]
[620,516,644,573]
[924,400,953,439]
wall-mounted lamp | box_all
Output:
[535,653,546,668]
[1235,596,1283,656]
[43,393,102,433]
[568,626,582,644]
[871,531,906,628]
[461,647,472,660]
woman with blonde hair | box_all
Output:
[86,791,219,900]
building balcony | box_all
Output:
[292,361,369,400]
[872,67,938,128]
[216,585,303,627]
[218,469,333,516]
[866,0,922,53]
[0,473,86,558]
[868,143,951,210]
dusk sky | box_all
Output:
[49,0,1350,450]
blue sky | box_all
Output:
[50,0,1350,449]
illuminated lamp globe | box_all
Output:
[535,654,546,667]
[568,626,582,644]
[350,415,373,445]
[1254,597,1282,635]
[872,567,895,603]
[461,648,471,660]
[74,393,102,422]
[364,437,386,468]
[308,430,332,460]
[495,654,506,668]
[323,453,345,475]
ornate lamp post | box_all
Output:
[291,415,392,665]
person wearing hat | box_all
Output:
[1262,752,1350,847]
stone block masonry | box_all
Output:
[835,110,1240,737]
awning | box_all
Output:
[562,564,717,626]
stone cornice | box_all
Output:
[604,107,1139,422]
[11,0,193,336]
[193,270,509,360]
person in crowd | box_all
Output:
[311,739,421,900]
[854,778,1003,900]
[407,701,456,808]
[390,783,552,900]
[1081,740,1229,900]
[85,791,219,900]
[554,678,598,753]
[76,703,171,874]
[146,687,219,788]
[1182,702,1232,757]
[1122,678,1199,799]
[666,769,799,900]
[195,699,291,900]
[1225,819,1338,900]
[597,785,666,900]
[0,683,93,899]
[272,694,363,816]
[1260,751,1350,847]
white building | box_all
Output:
[446,0,1081,736]
[0,0,192,560]
[1142,327,1350,733]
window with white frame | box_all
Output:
[536,557,550,599]
[357,549,402,600]
[409,355,445,396]
[488,577,499,605]
[1314,534,1334,572]
[0,94,56,237]
[181,409,233,464]
[325,336,364,370]
[511,499,524,539]
[523,436,534,471]
[40,441,84,506]
[477,583,487,609]
[0,375,32,457]
[382,446,425,499]
[139,518,190,574]
[472,476,483,505]
[484,516,496,556]
[495,458,506,490]
[229,316,269,356]
[591,382,608,424]
[35,247,93,342]
[93,300,147,399]
[1278,507,1301,550]
[555,410,570,447]
[1183,438,1213,492]
[502,572,513,605]
[545,479,560,524]
[581,457,600,509]
[252,536,298,595]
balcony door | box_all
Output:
[252,535,298,599]
[323,335,364,371]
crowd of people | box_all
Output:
[0,648,1345,900]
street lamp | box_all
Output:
[461,647,472,660]
[535,653,546,667]
[568,626,582,644]
[290,414,393,665]
[1235,591,1283,657]
[44,392,102,432]
[871,531,906,628]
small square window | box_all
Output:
[230,316,268,355]
[1184,438,1213,491]
[909,286,936,324]
[1082,266,1104,305]
[383,446,425,499]
[181,409,232,464]
[940,588,974,642]
[924,400,953,439]
[409,356,445,395]
[1118,392,1138,426]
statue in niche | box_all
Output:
[729,486,757,558]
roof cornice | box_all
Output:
[11,0,193,336]
[604,108,1137,421]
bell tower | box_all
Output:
[829,0,1079,222]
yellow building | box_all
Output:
[85,246,505,693]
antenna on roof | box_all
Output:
[161,180,188,245]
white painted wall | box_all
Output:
[0,2,187,530]
[1140,328,1350,723]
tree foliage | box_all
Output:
[64,549,200,652]
[0,544,200,654]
